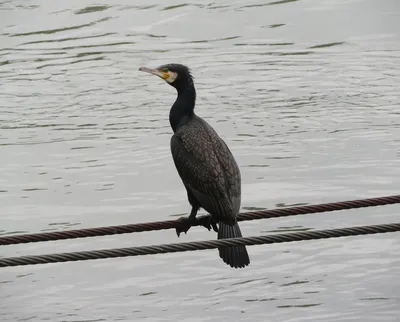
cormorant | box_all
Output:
[139,63,250,269]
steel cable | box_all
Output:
[1,222,399,267]
[1,195,399,246]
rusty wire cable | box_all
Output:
[1,195,399,246]
[1,222,399,268]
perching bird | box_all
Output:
[139,63,250,268]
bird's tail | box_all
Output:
[218,221,250,268]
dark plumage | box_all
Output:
[139,63,250,268]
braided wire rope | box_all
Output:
[1,223,399,267]
[1,195,399,246]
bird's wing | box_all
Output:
[170,118,240,220]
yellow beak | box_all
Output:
[139,66,169,80]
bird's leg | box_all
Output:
[176,207,198,237]
[187,211,219,233]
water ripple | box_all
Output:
[10,17,113,37]
[0,0,399,321]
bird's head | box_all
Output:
[139,63,193,90]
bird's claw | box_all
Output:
[202,219,212,231]
[175,215,219,237]
[211,221,219,233]
[175,216,192,237]
[202,215,219,233]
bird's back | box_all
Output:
[170,115,241,223]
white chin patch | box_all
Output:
[166,71,177,84]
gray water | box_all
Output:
[1,0,400,321]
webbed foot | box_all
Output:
[175,216,195,237]
[175,214,219,237]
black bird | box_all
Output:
[139,63,250,268]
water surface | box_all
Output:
[1,0,399,321]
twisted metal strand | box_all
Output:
[1,223,399,267]
[1,194,399,246]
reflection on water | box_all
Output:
[262,225,312,233]
[1,0,400,321]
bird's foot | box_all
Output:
[175,215,219,237]
[175,216,195,237]
[202,215,219,233]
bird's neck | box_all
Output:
[169,83,196,132]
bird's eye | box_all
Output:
[161,67,169,73]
